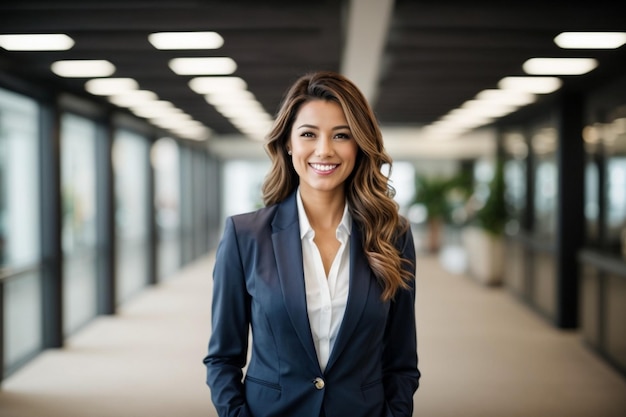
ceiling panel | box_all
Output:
[1,0,625,145]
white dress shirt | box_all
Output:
[297,189,351,372]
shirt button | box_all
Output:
[313,377,325,390]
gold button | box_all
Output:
[313,377,325,389]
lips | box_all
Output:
[309,163,338,173]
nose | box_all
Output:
[315,135,334,157]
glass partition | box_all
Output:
[152,137,181,280]
[0,89,40,268]
[604,114,626,258]
[113,129,150,304]
[222,159,270,221]
[0,87,43,373]
[60,113,98,335]
[502,131,528,235]
[532,127,558,242]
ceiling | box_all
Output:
[1,0,626,159]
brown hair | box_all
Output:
[262,71,413,301]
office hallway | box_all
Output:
[1,251,625,417]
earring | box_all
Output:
[287,150,292,155]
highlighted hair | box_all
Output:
[262,71,413,301]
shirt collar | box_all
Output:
[296,187,352,240]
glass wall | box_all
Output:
[0,87,43,374]
[582,83,626,258]
[221,160,270,221]
[583,133,601,247]
[531,127,558,242]
[605,117,626,257]
[0,85,219,380]
[113,129,151,304]
[152,137,181,280]
[502,132,528,235]
[580,77,626,376]
[60,113,98,335]
[501,115,563,322]
[192,151,209,258]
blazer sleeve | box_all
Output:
[382,225,420,417]
[203,217,252,417]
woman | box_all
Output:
[204,71,420,417]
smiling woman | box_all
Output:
[203,71,420,417]
[287,100,358,197]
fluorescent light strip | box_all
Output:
[189,76,247,94]
[85,78,139,95]
[148,31,224,50]
[205,89,255,104]
[554,32,626,49]
[51,60,115,77]
[189,76,273,140]
[169,57,237,75]
[151,116,197,129]
[475,89,536,107]
[108,90,158,107]
[498,76,562,94]
[0,34,74,51]
[130,101,178,119]
[523,58,598,75]
[170,124,212,141]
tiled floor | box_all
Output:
[1,251,625,417]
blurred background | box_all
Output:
[0,1,625,416]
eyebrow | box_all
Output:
[296,124,351,131]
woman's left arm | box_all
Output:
[382,225,420,417]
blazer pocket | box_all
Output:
[360,378,385,402]
[245,375,282,402]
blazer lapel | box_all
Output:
[271,193,320,369]
[325,224,372,373]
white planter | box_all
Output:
[461,226,504,286]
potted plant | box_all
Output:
[462,159,508,285]
[413,171,473,253]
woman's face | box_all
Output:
[287,99,358,197]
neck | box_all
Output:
[300,189,345,230]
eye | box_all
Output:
[334,132,351,140]
[300,131,315,139]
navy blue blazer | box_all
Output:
[204,191,420,417]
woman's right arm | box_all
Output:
[203,217,252,417]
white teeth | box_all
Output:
[310,163,337,171]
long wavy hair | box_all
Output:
[262,71,413,301]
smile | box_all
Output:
[309,163,338,172]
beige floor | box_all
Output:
[1,252,625,417]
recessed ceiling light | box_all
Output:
[51,60,115,77]
[148,31,224,50]
[461,99,516,118]
[169,57,237,75]
[0,34,74,51]
[170,124,212,141]
[475,89,536,107]
[130,100,177,118]
[205,89,255,106]
[188,76,247,94]
[85,78,139,95]
[554,32,626,49]
[498,76,563,94]
[523,58,598,75]
[108,90,158,107]
[150,113,194,129]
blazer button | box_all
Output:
[313,377,325,390]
